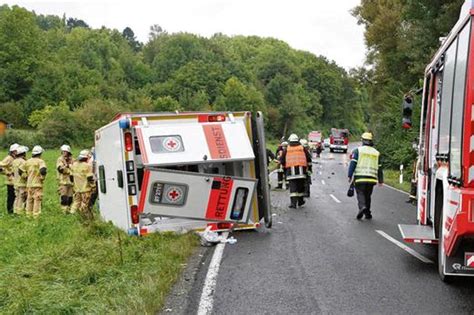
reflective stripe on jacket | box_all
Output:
[354,146,380,183]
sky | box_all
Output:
[4,0,367,70]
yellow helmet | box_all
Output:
[361,132,373,141]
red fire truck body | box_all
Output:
[399,0,474,281]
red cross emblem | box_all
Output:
[163,136,181,152]
[165,186,183,203]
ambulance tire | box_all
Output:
[437,191,454,283]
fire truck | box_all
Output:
[329,128,349,153]
[94,111,272,235]
[398,0,474,281]
[308,131,323,149]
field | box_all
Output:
[383,169,411,193]
[0,149,197,314]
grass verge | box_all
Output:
[383,169,411,193]
[0,149,198,313]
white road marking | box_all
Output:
[197,232,228,315]
[321,180,326,185]
[384,184,410,196]
[330,194,341,203]
[375,230,433,264]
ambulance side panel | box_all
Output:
[95,122,130,231]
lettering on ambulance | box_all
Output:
[205,177,234,220]
[203,125,230,159]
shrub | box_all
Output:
[0,129,45,149]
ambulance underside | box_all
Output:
[95,111,271,235]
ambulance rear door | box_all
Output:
[138,169,257,223]
[134,120,254,166]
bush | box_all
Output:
[0,129,45,149]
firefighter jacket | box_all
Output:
[12,157,27,188]
[71,161,95,193]
[281,143,312,180]
[348,145,383,184]
[56,155,74,186]
[21,157,47,188]
[0,154,15,185]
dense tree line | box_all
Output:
[0,5,366,148]
[352,0,464,168]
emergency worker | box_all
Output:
[57,145,74,213]
[12,146,28,214]
[275,141,288,189]
[22,145,47,218]
[71,150,96,220]
[300,139,312,198]
[88,147,98,208]
[0,143,19,214]
[281,134,312,208]
[348,132,383,220]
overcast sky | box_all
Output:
[4,0,367,69]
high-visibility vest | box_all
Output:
[286,145,308,168]
[354,146,380,183]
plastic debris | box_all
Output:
[198,226,237,246]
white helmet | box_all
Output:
[288,134,299,142]
[78,149,90,159]
[300,139,308,147]
[32,145,44,155]
[16,146,28,155]
[282,141,289,147]
[60,144,71,153]
[9,143,20,152]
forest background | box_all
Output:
[0,0,465,169]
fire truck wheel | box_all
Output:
[437,208,454,283]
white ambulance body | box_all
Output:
[94,111,272,235]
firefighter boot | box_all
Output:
[289,197,298,209]
[364,209,372,220]
[298,197,305,207]
[356,208,366,220]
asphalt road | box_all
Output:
[165,146,474,314]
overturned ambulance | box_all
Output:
[94,111,272,235]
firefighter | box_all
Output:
[88,147,98,209]
[71,150,96,221]
[22,145,47,218]
[281,134,312,208]
[12,146,28,214]
[348,132,383,220]
[275,141,288,189]
[0,143,19,214]
[57,144,74,213]
[300,139,312,198]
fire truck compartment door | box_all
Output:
[135,121,255,166]
[138,169,257,223]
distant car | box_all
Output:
[323,138,330,148]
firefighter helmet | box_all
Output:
[32,145,44,155]
[60,144,71,153]
[9,143,19,152]
[361,132,373,141]
[300,139,308,147]
[282,141,289,147]
[78,149,90,159]
[16,146,28,155]
[288,134,299,142]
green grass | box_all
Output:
[383,169,411,193]
[0,150,198,314]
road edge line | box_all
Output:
[384,184,410,196]
[329,194,341,203]
[197,232,228,315]
[375,230,433,264]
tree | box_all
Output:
[66,17,89,30]
[122,27,142,52]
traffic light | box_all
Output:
[402,94,413,129]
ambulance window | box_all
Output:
[149,135,184,153]
[98,165,106,194]
[134,139,141,155]
[230,187,249,220]
[450,22,470,179]
[137,167,144,191]
[438,39,457,154]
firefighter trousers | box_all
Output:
[26,187,43,218]
[6,184,14,214]
[58,185,74,213]
[304,174,311,198]
[72,192,93,221]
[355,182,375,214]
[289,178,305,207]
[14,187,27,214]
[277,170,287,188]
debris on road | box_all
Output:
[198,227,238,246]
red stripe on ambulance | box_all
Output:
[205,177,234,220]
[203,124,231,159]
[138,170,151,213]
